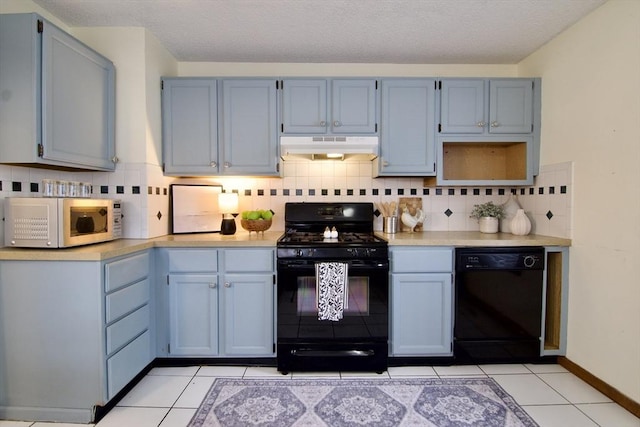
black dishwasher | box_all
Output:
[454,247,544,363]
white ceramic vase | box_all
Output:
[500,194,521,233]
[479,217,499,233]
[510,209,532,236]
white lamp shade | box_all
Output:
[218,192,239,214]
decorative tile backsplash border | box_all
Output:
[0,161,572,242]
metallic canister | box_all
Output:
[383,216,398,234]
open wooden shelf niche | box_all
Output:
[544,251,564,351]
[442,141,527,181]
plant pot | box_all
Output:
[479,217,499,233]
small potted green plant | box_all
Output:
[470,201,505,233]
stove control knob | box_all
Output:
[295,249,304,257]
[347,248,358,256]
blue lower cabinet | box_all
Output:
[389,247,454,356]
[163,248,276,357]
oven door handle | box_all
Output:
[278,260,388,269]
[291,349,375,357]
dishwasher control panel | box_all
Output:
[456,247,544,270]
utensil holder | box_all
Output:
[383,216,398,234]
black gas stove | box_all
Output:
[277,202,388,259]
[276,202,389,374]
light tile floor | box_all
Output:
[1,364,638,427]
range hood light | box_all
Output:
[311,153,345,161]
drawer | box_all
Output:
[106,304,150,356]
[168,249,218,273]
[107,330,151,399]
[105,252,149,293]
[105,279,149,323]
[391,248,453,273]
[223,249,274,272]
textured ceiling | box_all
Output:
[31,0,606,64]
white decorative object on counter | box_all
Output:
[510,209,532,236]
[400,207,426,232]
[501,194,521,233]
[479,217,499,233]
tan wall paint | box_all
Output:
[519,0,640,402]
[178,62,517,77]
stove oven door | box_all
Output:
[277,258,389,372]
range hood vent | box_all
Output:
[280,136,379,161]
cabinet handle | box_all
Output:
[319,121,327,127]
[111,156,119,164]
[333,120,341,127]
[224,282,231,288]
[476,121,486,127]
[224,162,231,168]
[210,161,217,168]
[491,121,500,127]
[209,282,217,289]
[383,161,389,167]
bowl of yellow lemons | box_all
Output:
[240,209,273,234]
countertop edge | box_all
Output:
[0,231,571,261]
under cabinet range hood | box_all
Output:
[280,136,379,161]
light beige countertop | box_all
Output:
[0,230,283,261]
[377,231,571,247]
[0,230,570,261]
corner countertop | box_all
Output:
[0,230,570,261]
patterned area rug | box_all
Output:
[188,377,539,426]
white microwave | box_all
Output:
[4,197,122,248]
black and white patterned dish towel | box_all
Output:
[316,262,349,321]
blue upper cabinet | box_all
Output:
[162,78,219,175]
[281,79,327,134]
[281,79,378,135]
[440,78,534,135]
[0,13,116,171]
[435,78,541,186]
[489,79,534,134]
[377,79,437,176]
[162,78,279,176]
[331,79,378,134]
[439,79,485,134]
[220,79,279,175]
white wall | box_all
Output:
[519,0,640,403]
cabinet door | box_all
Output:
[379,79,436,175]
[162,78,219,175]
[169,274,219,355]
[489,79,534,134]
[41,18,116,171]
[331,79,377,133]
[0,14,115,171]
[391,273,452,356]
[439,79,485,134]
[281,79,327,133]
[220,79,278,175]
[221,273,274,355]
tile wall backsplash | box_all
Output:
[0,160,572,244]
